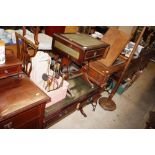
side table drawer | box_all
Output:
[45,103,76,127]
[0,65,22,79]
[0,106,40,129]
[85,48,105,60]
[87,66,109,87]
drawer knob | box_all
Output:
[64,110,68,114]
[4,70,8,74]
[76,103,81,110]
[94,52,97,57]
[70,44,73,48]
[59,113,63,117]
[3,122,13,129]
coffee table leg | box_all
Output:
[79,108,87,117]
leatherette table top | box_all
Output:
[45,76,99,117]
[61,33,104,47]
[0,75,50,121]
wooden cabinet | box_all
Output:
[0,52,50,129]
[0,76,50,129]
[85,59,125,87]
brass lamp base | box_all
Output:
[99,97,116,111]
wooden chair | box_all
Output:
[15,31,38,76]
[22,26,53,51]
[15,26,53,76]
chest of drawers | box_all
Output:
[0,76,50,129]
[0,53,22,79]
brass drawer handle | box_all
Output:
[64,110,68,114]
[76,103,81,110]
[4,70,9,74]
[59,113,63,117]
[3,122,13,129]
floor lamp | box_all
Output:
[99,26,146,111]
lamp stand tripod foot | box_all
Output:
[99,97,116,111]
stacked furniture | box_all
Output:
[1,26,153,128]
[86,28,131,88]
[14,28,109,128]
[0,49,50,129]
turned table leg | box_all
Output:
[79,108,87,117]
[76,103,87,117]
